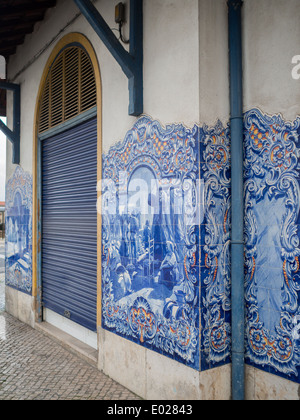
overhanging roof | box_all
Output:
[0,0,57,116]
[0,0,57,59]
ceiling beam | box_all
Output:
[0,11,45,22]
[0,46,17,57]
[0,1,56,20]
[0,34,26,44]
[0,39,25,50]
[0,22,35,34]
[0,1,57,57]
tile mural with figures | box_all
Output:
[5,166,33,295]
[244,109,300,383]
[101,116,231,371]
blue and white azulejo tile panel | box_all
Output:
[200,121,231,371]
[5,166,33,295]
[4,110,300,381]
[244,108,300,382]
[101,116,231,371]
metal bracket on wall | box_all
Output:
[73,0,143,116]
[0,81,20,164]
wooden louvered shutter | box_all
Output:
[38,46,97,134]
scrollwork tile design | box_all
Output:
[200,121,231,370]
[244,109,300,381]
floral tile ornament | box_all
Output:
[200,120,231,370]
[101,116,231,371]
[244,108,300,381]
[5,166,33,295]
[5,111,300,381]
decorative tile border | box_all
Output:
[200,121,231,370]
[102,116,231,371]
[5,166,33,295]
[102,108,300,378]
[6,110,300,382]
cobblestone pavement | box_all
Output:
[0,240,4,312]
[0,238,141,400]
[0,311,140,400]
[0,274,4,313]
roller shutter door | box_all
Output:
[41,117,97,332]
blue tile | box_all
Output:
[101,115,233,373]
[5,166,33,296]
[199,119,231,371]
[244,108,300,383]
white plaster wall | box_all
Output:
[246,366,300,401]
[199,0,229,126]
[5,93,16,181]
[243,0,300,120]
[6,0,202,156]
[98,327,231,400]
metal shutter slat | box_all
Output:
[42,117,98,332]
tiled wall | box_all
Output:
[102,109,300,379]
[5,166,33,295]
[244,108,300,383]
[101,116,231,371]
[5,109,300,382]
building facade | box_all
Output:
[2,0,300,400]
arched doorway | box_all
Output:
[33,34,102,345]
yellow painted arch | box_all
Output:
[32,33,102,328]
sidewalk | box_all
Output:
[0,240,140,401]
[0,311,141,400]
[0,273,4,313]
[0,238,4,313]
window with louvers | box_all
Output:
[38,46,97,134]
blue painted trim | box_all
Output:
[38,106,97,141]
[36,138,43,322]
[228,0,245,401]
[0,81,20,164]
[73,0,143,116]
[128,0,143,116]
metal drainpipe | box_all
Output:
[228,0,245,400]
